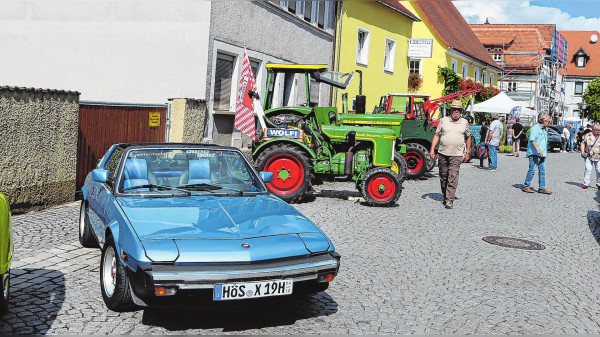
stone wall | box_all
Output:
[0,87,80,213]
[168,98,207,143]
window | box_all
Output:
[384,38,396,73]
[462,64,468,78]
[356,27,370,66]
[482,70,487,85]
[304,1,313,21]
[577,56,586,68]
[287,0,297,13]
[474,68,479,82]
[490,73,495,86]
[508,82,517,92]
[451,59,458,73]
[493,54,502,62]
[575,82,584,95]
[214,52,235,110]
[409,59,421,74]
[250,60,260,79]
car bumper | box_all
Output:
[127,252,340,306]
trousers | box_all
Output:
[438,154,463,202]
[583,158,600,186]
[524,155,546,189]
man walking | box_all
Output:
[486,114,503,171]
[430,100,471,209]
[562,124,570,152]
[522,113,552,194]
[512,118,523,157]
[580,124,600,189]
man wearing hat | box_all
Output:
[430,100,472,209]
[485,114,504,171]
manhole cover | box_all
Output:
[482,236,545,250]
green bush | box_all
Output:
[499,145,513,153]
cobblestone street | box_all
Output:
[2,152,600,334]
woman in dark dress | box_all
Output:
[479,120,489,168]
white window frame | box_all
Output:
[482,70,487,85]
[474,67,480,82]
[577,56,585,68]
[356,27,370,67]
[451,59,458,73]
[575,81,584,95]
[409,58,422,75]
[462,64,468,78]
[493,54,502,62]
[383,37,396,73]
[490,73,495,86]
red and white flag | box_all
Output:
[234,49,258,142]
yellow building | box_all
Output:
[333,1,420,113]
[333,0,501,117]
[401,0,502,98]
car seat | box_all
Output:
[178,159,211,186]
[123,158,158,190]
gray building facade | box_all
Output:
[205,1,337,149]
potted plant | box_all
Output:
[408,72,422,91]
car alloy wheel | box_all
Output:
[102,245,117,298]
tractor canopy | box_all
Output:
[264,63,353,111]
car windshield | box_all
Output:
[117,148,266,195]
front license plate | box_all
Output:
[213,279,293,301]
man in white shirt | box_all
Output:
[562,126,570,152]
[486,115,503,171]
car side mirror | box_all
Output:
[260,172,273,183]
[91,169,109,183]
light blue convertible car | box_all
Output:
[80,143,340,311]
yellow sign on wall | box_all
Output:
[149,112,160,127]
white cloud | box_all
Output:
[454,1,600,31]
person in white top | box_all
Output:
[562,125,570,153]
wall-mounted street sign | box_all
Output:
[149,112,161,127]
[407,39,433,58]
[264,128,303,139]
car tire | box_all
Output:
[391,153,408,183]
[255,144,314,203]
[79,201,99,248]
[403,144,428,179]
[360,167,402,207]
[100,238,136,312]
[0,271,9,315]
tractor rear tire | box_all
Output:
[255,144,314,203]
[360,167,402,207]
[391,153,407,183]
[407,143,434,172]
[403,144,428,179]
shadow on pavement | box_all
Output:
[511,184,525,189]
[421,192,444,201]
[566,181,585,188]
[141,292,338,332]
[587,211,600,245]
[0,268,65,335]
[317,189,362,201]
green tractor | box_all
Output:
[251,64,405,207]
[340,90,482,179]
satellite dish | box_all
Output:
[592,34,599,43]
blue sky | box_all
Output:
[455,0,600,30]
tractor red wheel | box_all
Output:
[403,144,428,179]
[255,144,313,203]
[264,154,306,195]
[360,167,402,207]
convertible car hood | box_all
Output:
[116,195,322,240]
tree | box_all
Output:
[580,77,600,123]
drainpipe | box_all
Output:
[334,1,344,107]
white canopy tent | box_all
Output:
[470,91,538,126]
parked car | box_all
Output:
[0,193,13,315]
[80,143,341,311]
[521,126,563,152]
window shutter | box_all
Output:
[214,53,234,110]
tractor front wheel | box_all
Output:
[403,144,428,179]
[391,153,407,183]
[256,144,314,203]
[360,167,402,207]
